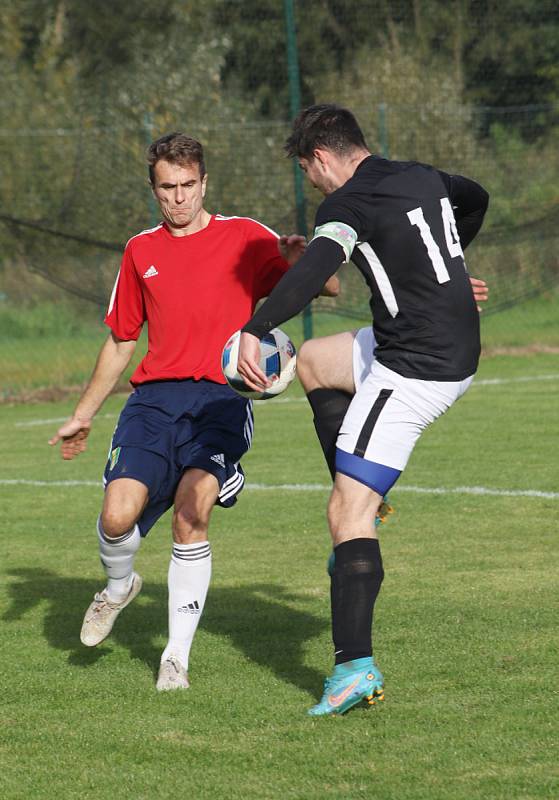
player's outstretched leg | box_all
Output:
[156,541,211,691]
[157,470,218,690]
[308,657,384,716]
[308,387,395,529]
[81,519,142,646]
[301,333,395,528]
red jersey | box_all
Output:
[105,215,290,385]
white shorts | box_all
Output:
[335,327,474,495]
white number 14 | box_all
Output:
[407,198,464,284]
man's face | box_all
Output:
[152,159,207,231]
[298,155,338,196]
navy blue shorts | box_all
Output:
[103,380,254,536]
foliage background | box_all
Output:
[0,0,558,398]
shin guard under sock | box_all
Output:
[330,537,384,665]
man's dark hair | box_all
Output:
[147,132,206,184]
[284,104,368,160]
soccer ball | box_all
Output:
[221,328,297,400]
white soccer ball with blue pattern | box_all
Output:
[221,327,297,400]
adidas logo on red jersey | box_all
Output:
[143,265,159,278]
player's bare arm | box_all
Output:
[49,333,137,460]
[320,273,340,296]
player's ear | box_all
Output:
[201,172,208,197]
[313,148,328,170]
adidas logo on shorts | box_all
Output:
[210,453,226,468]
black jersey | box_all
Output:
[243,155,488,381]
[315,156,487,380]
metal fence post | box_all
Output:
[144,112,159,227]
[284,0,313,340]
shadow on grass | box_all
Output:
[203,582,327,694]
[2,569,327,695]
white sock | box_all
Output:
[97,517,141,602]
[161,541,212,670]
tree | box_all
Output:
[212,0,559,134]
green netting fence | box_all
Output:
[1,0,558,400]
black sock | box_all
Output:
[307,388,353,480]
[331,538,384,665]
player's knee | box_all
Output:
[297,340,320,389]
[101,494,139,539]
[100,506,138,538]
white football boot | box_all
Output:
[80,572,143,646]
[156,657,190,691]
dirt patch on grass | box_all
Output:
[482,344,559,356]
[1,381,132,405]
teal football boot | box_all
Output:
[308,657,385,716]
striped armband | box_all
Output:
[311,221,358,262]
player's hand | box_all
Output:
[48,417,92,460]
[237,332,271,391]
[320,273,340,297]
[469,276,489,311]
[279,234,306,265]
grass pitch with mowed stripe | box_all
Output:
[1,353,557,800]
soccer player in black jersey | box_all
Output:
[237,104,489,716]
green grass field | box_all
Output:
[1,347,558,799]
[2,286,559,399]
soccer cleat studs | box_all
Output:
[367,687,385,706]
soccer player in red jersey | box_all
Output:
[49,132,337,691]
